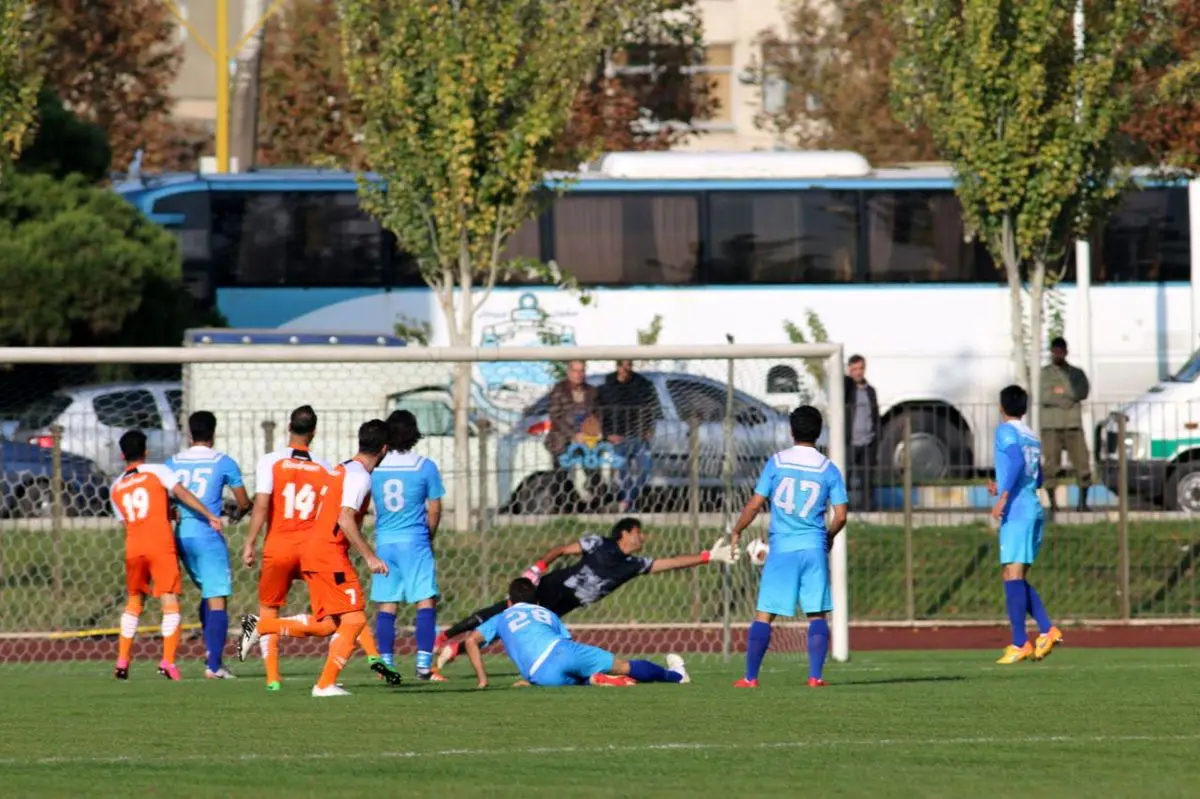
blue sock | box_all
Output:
[376,611,397,666]
[1004,579,1029,647]
[628,659,683,684]
[745,620,772,681]
[198,599,209,631]
[415,608,436,672]
[807,618,830,680]
[1024,581,1053,634]
[205,609,228,672]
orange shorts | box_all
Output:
[302,570,364,621]
[258,552,304,608]
[126,552,181,597]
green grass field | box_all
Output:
[4,519,1199,634]
[2,649,1200,797]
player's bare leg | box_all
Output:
[312,611,367,697]
[115,594,144,679]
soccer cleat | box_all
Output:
[435,638,462,671]
[733,678,759,688]
[416,670,448,683]
[158,662,182,681]
[312,684,351,697]
[369,659,404,686]
[266,680,282,692]
[666,653,690,684]
[590,673,637,687]
[1032,627,1065,661]
[996,642,1034,664]
[237,614,260,662]
[807,677,826,688]
[113,665,129,680]
[205,667,238,680]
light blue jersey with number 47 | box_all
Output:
[370,450,446,545]
[754,446,849,553]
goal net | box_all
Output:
[0,337,847,672]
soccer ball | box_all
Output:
[746,538,769,567]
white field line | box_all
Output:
[2,733,1198,769]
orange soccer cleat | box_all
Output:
[590,673,637,687]
[733,677,759,688]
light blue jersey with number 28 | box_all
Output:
[477,603,572,681]
[370,450,446,546]
[754,446,848,553]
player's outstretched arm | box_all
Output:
[242,493,271,567]
[338,507,387,575]
[171,484,224,531]
[462,631,489,689]
[522,540,583,582]
[729,494,768,551]
[649,537,738,573]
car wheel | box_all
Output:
[879,410,972,482]
[15,479,53,519]
[506,471,578,515]
[1165,462,1200,513]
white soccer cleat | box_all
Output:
[312,684,352,697]
[237,614,260,662]
[666,653,690,684]
[204,667,238,680]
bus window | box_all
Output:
[151,192,213,301]
[865,190,997,283]
[552,194,699,285]
[707,191,858,284]
[1091,187,1189,283]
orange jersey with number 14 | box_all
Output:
[254,447,330,557]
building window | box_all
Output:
[612,43,734,127]
[688,44,734,126]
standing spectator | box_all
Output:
[844,354,881,511]
[1041,337,1092,513]
[597,360,659,512]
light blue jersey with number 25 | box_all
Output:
[754,446,848,553]
[370,450,446,546]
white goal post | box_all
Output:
[0,341,849,663]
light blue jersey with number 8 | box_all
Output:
[370,450,446,546]
[754,446,849,553]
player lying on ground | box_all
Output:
[462,578,690,688]
[111,430,224,680]
[436,517,737,671]
[166,410,251,680]
[990,384,1064,665]
[239,419,394,696]
[730,405,848,689]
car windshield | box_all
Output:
[16,394,72,429]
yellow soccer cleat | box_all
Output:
[1032,626,1064,661]
[996,642,1034,665]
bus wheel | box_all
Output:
[879,410,971,482]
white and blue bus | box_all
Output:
[115,151,1193,479]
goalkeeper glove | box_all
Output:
[703,536,739,565]
[521,560,548,585]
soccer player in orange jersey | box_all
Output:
[238,419,392,696]
[111,430,223,681]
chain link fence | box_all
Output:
[0,342,848,665]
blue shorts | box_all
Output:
[177,534,232,600]
[999,517,1044,565]
[756,548,831,617]
[370,542,439,604]
[529,640,615,687]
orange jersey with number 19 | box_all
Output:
[111,463,179,556]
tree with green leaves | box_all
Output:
[892,0,1160,433]
[340,0,664,529]
[0,0,42,167]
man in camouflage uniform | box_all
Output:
[1040,337,1092,513]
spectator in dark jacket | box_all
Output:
[845,354,881,511]
[596,360,659,511]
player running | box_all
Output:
[239,419,395,695]
[990,385,1063,664]
[435,517,736,671]
[462,577,690,688]
[730,405,848,688]
[111,430,224,680]
[166,411,251,680]
[369,410,446,681]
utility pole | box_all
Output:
[164,0,286,173]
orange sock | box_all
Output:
[357,625,380,658]
[161,597,182,664]
[257,614,336,638]
[117,596,144,665]
[317,617,365,689]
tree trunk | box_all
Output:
[452,230,474,532]
[1029,258,1047,440]
[1000,215,1029,388]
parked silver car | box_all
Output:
[13,382,184,476]
[496,371,810,513]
